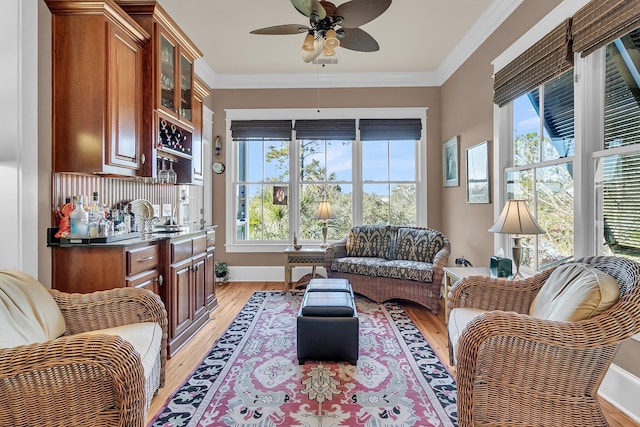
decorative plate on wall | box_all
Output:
[213,162,225,174]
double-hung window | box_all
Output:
[226,108,425,251]
[594,28,640,262]
[507,70,575,270]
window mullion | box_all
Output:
[290,129,299,242]
[353,121,363,226]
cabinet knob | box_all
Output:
[141,153,146,165]
[158,275,164,287]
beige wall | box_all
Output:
[206,87,441,267]
[440,0,563,266]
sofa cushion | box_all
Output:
[346,225,393,259]
[395,228,444,263]
[378,259,434,282]
[529,263,620,321]
[448,307,486,365]
[0,270,66,348]
[77,322,163,382]
[332,257,384,277]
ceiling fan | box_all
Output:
[250,0,392,63]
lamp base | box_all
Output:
[508,235,523,280]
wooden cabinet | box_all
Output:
[116,1,204,184]
[167,233,216,356]
[52,241,162,295]
[191,77,211,184]
[46,0,150,177]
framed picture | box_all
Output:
[466,140,490,203]
[273,186,288,205]
[443,136,459,187]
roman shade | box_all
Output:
[359,118,422,141]
[573,0,640,57]
[493,19,573,107]
[294,119,356,140]
[230,120,292,140]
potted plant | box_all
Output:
[215,261,229,283]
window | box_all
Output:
[507,70,575,270]
[594,29,640,262]
[226,109,425,251]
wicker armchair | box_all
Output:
[0,279,168,427]
[447,256,640,427]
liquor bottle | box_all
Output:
[70,194,89,237]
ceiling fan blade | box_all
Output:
[336,0,391,28]
[339,28,379,52]
[250,24,310,35]
[290,0,326,20]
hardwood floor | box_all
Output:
[148,282,639,426]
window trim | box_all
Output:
[223,107,428,253]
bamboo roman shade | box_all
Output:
[573,0,640,57]
[493,19,573,107]
[294,119,356,140]
[359,119,422,141]
[230,120,292,140]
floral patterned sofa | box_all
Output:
[324,225,451,314]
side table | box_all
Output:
[283,246,326,290]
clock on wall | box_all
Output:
[212,162,225,174]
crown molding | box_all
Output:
[196,0,522,90]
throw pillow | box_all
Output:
[529,263,620,322]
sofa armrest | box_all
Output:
[325,237,348,271]
[0,334,146,427]
[430,240,451,288]
[51,287,168,386]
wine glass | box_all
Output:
[167,160,177,184]
[158,158,169,184]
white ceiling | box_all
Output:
[157,0,523,89]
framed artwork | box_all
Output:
[443,136,459,187]
[273,186,288,205]
[466,140,490,203]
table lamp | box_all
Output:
[488,199,545,280]
[314,199,336,248]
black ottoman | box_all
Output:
[297,281,359,365]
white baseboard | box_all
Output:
[226,266,327,283]
[598,363,640,423]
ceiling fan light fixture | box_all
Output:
[302,32,316,52]
[323,43,336,56]
[324,28,340,48]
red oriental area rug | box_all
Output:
[149,291,457,427]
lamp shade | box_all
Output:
[488,199,545,235]
[314,200,337,221]
[324,29,340,48]
[302,32,315,52]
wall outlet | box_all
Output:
[162,204,172,217]
[152,204,161,218]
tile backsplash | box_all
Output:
[52,173,204,226]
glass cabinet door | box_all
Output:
[180,53,192,122]
[160,34,176,113]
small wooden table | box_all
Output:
[283,246,326,290]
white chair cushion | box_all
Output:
[529,263,620,321]
[448,307,485,365]
[76,322,163,382]
[0,269,66,348]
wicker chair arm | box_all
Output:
[51,287,167,335]
[51,287,168,386]
[0,334,146,427]
[455,309,631,426]
[447,268,553,314]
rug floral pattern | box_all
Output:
[150,291,457,427]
